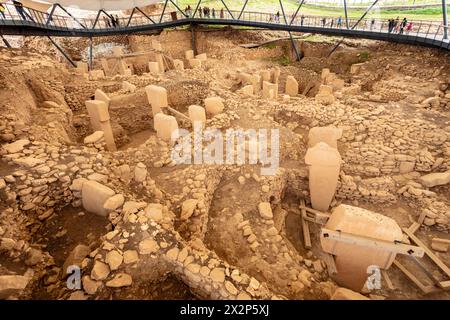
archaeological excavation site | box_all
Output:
[0,0,450,306]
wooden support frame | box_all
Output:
[323,253,337,276]
[321,228,425,258]
[403,227,450,279]
[393,260,439,294]
[299,205,330,225]
[300,199,311,249]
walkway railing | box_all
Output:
[0,3,448,50]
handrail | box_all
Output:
[0,2,448,49]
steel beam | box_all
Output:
[47,36,76,67]
[221,0,235,20]
[329,0,380,56]
[238,0,249,20]
[1,35,12,48]
[126,8,136,27]
[443,0,448,39]
[343,0,349,29]
[193,0,202,18]
[279,0,301,61]
[55,4,87,29]
[169,0,188,18]
[46,4,57,26]
[135,7,156,24]
[290,0,306,25]
[159,0,169,23]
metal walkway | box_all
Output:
[0,3,449,51]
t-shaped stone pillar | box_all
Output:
[154,113,179,142]
[204,97,224,115]
[262,81,278,99]
[145,85,168,116]
[148,62,160,75]
[85,100,117,151]
[308,126,343,149]
[321,205,403,291]
[94,89,111,107]
[304,142,341,211]
[188,105,206,126]
[285,76,299,96]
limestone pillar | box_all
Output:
[145,85,168,116]
[285,76,298,96]
[250,74,261,94]
[173,59,184,71]
[318,84,333,95]
[188,105,206,126]
[95,89,111,107]
[260,70,271,82]
[189,58,202,68]
[308,126,343,149]
[272,67,281,84]
[185,50,194,60]
[148,62,160,75]
[155,53,165,73]
[204,97,224,115]
[195,53,207,61]
[154,113,179,142]
[321,205,403,291]
[262,81,278,99]
[85,100,117,151]
[241,85,254,96]
[304,142,341,211]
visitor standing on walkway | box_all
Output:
[212,8,215,18]
[406,21,413,34]
[322,17,326,27]
[275,11,280,23]
[301,15,305,26]
[337,16,342,28]
[400,17,407,34]
[370,18,375,31]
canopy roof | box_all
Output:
[40,0,163,11]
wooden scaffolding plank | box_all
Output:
[323,253,337,276]
[403,227,450,278]
[393,260,438,294]
[381,270,394,290]
[300,199,312,249]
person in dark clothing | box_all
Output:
[322,17,326,27]
[198,6,202,18]
[388,19,393,33]
[400,17,407,34]
[301,15,305,26]
[212,8,215,18]
[13,1,28,21]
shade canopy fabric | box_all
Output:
[40,0,163,11]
